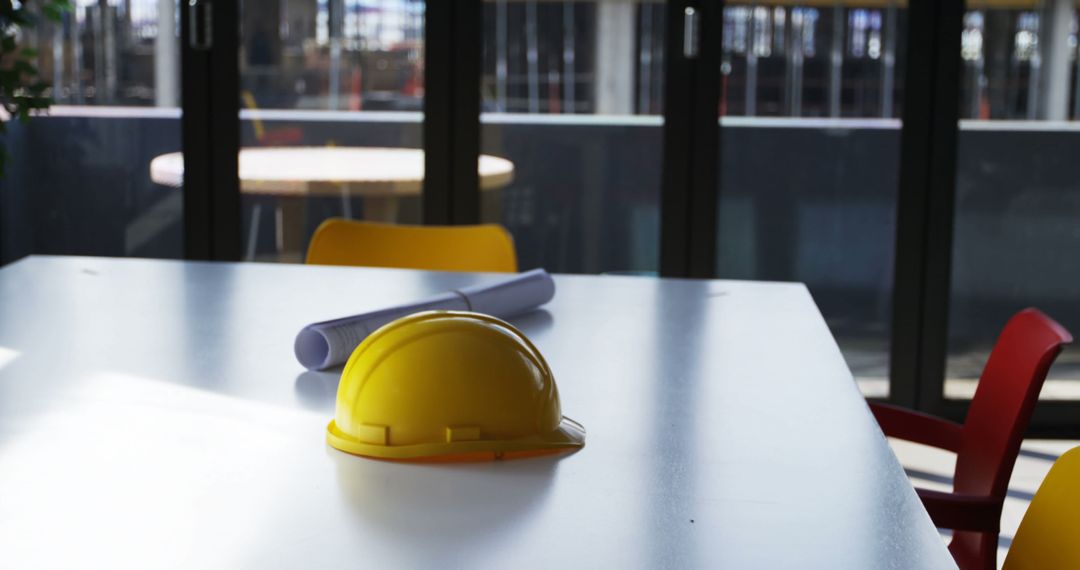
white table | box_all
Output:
[0,256,955,569]
[150,147,516,259]
[149,147,516,197]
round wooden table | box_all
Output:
[150,147,515,259]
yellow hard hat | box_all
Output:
[327,310,585,461]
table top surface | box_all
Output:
[149,147,515,196]
[0,256,954,569]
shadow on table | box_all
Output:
[294,369,342,411]
[331,448,562,547]
[507,308,554,336]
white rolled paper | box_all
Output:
[294,268,556,370]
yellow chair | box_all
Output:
[306,218,518,273]
[1002,446,1080,570]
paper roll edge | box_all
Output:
[295,326,333,371]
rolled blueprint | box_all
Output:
[294,268,555,370]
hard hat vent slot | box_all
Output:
[356,423,389,445]
[445,426,481,443]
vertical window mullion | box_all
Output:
[889,0,963,410]
[424,0,481,226]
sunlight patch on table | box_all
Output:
[0,346,18,371]
[0,372,326,569]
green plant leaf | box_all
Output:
[0,0,70,176]
[42,1,72,22]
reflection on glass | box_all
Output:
[959,2,1079,121]
[951,1,1080,400]
[241,0,424,112]
[3,1,184,264]
[42,1,178,107]
[480,0,666,274]
[238,0,426,262]
[721,3,901,118]
[716,2,907,397]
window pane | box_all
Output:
[3,1,184,263]
[949,1,1080,400]
[716,2,908,398]
[479,0,665,274]
[239,0,425,262]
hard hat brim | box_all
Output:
[327,416,585,461]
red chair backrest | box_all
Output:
[955,309,1072,496]
[952,308,1072,565]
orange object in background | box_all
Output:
[349,68,363,111]
[242,90,303,146]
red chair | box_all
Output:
[870,308,1072,570]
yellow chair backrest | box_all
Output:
[1003,446,1080,570]
[306,219,518,273]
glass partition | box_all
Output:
[948,0,1080,401]
[238,0,425,262]
[1,1,184,263]
[715,1,908,398]
[478,0,666,274]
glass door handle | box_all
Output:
[683,6,699,59]
[188,0,213,50]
